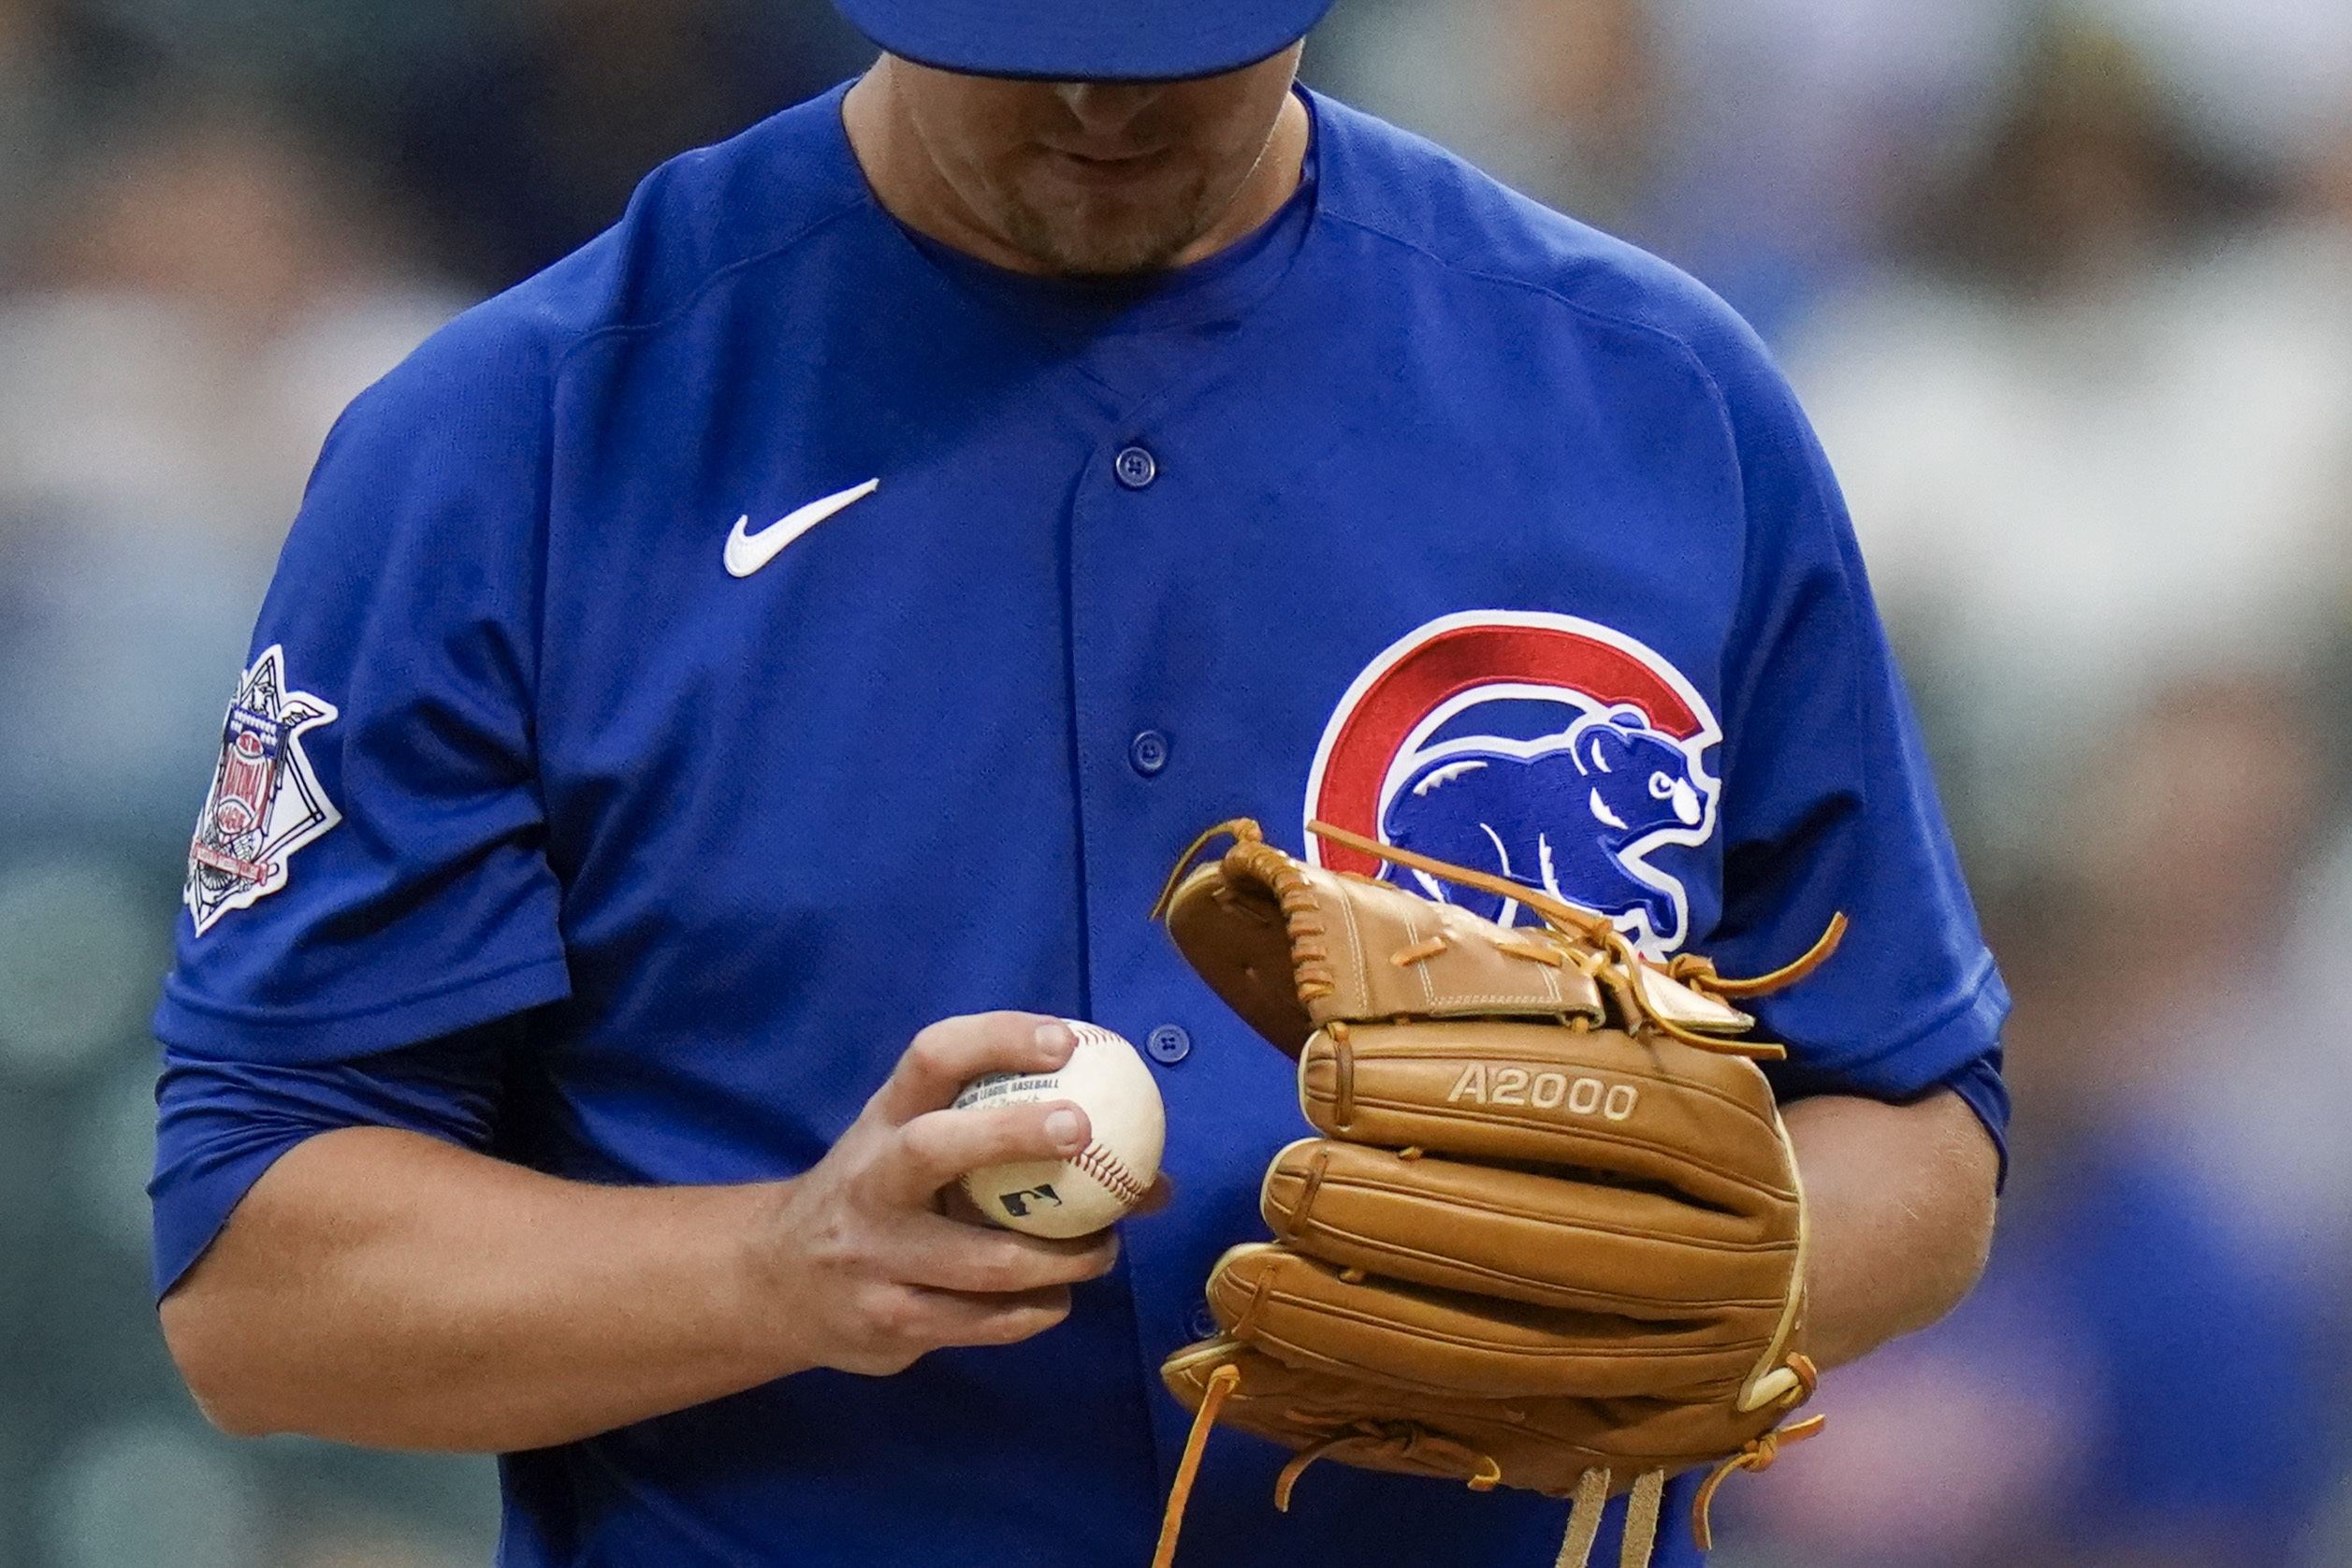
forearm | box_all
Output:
[160,1127,794,1452]
[1784,1087,1999,1369]
[159,1015,1120,1455]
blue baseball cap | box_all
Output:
[832,0,1337,80]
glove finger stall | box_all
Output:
[1263,1139,1799,1319]
[1299,1022,1797,1222]
[1207,1243,1769,1401]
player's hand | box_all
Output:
[753,1012,1125,1377]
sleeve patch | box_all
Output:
[184,646,341,937]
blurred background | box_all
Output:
[0,0,2346,1563]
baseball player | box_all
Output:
[150,2,2009,1565]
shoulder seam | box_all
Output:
[551,191,873,370]
[1316,205,1741,447]
[1315,205,1749,545]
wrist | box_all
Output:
[719,1177,822,1381]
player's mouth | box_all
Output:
[1041,145,1177,188]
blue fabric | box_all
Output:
[829,0,1335,81]
[150,1020,518,1299]
[1940,1053,2011,1184]
[153,84,2003,1568]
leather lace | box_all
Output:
[1154,1359,1516,1568]
[1154,817,1845,1060]
[1549,1467,1666,1568]
[1691,1414,1827,1550]
[1150,1358,1826,1568]
[1272,1424,1503,1512]
[1301,818,1845,1059]
[1151,1364,1241,1568]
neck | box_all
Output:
[839,59,1312,276]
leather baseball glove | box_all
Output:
[1146,819,1842,1568]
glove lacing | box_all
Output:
[1149,1353,1825,1568]
[1151,1359,1505,1568]
[1272,1425,1504,1511]
[1691,1408,1827,1550]
[1153,819,1844,1062]
[1150,1364,1241,1568]
[1304,820,1845,1059]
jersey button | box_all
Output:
[1113,445,1158,489]
[1186,1302,1221,1341]
[1129,730,1171,777]
[1146,1024,1192,1066]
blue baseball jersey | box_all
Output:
[152,84,2008,1568]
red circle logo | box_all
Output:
[1305,612,1722,953]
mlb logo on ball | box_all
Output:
[1307,611,1722,958]
[991,1185,1064,1220]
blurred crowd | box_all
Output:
[0,0,2346,1564]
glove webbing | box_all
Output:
[1154,817,1846,1064]
[1147,1358,1826,1568]
[1305,820,1846,1061]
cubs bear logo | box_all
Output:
[1305,611,1722,957]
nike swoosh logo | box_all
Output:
[724,478,881,578]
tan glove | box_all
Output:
[1147,819,1840,1568]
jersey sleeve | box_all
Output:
[150,309,573,1288]
[155,308,571,1061]
[1693,323,2011,1105]
[149,1021,516,1296]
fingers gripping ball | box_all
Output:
[956,1022,1166,1239]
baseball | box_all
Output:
[955,1021,1166,1239]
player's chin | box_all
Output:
[1009,180,1212,276]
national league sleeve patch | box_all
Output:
[183,646,341,936]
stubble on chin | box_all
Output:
[993,169,1223,278]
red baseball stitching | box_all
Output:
[1074,1141,1147,1207]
